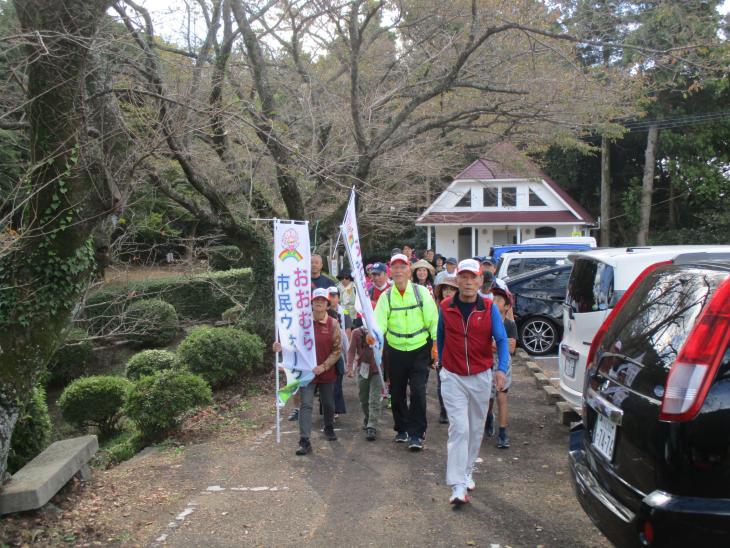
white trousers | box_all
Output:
[440,367,492,487]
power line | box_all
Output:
[616,111,730,132]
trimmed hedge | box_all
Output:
[8,387,52,474]
[84,269,251,336]
[207,245,244,271]
[125,370,212,442]
[123,299,179,347]
[126,349,179,380]
[45,328,93,387]
[59,376,132,438]
[177,326,263,388]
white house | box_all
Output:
[416,142,595,260]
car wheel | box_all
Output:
[519,317,558,356]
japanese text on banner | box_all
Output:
[274,220,317,371]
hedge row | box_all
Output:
[83,268,252,334]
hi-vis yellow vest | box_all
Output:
[374,281,438,352]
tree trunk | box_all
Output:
[637,124,659,246]
[600,135,612,246]
[0,0,117,478]
[668,182,677,229]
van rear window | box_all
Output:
[598,268,726,394]
[566,258,615,313]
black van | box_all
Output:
[569,253,730,547]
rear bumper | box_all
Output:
[569,448,730,547]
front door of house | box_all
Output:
[458,228,472,260]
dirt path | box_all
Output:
[2,356,609,547]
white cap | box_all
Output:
[390,253,410,266]
[457,259,481,276]
[312,288,329,300]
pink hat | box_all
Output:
[390,253,410,266]
[457,259,481,276]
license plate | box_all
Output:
[564,354,577,378]
[592,413,617,461]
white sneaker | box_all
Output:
[465,473,475,492]
[449,485,469,505]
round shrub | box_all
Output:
[207,245,243,271]
[59,376,132,438]
[177,326,263,388]
[7,387,52,474]
[46,328,92,386]
[125,370,212,441]
[125,349,179,381]
[123,298,179,347]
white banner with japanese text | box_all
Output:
[341,191,384,370]
[274,220,317,374]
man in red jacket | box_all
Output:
[437,259,510,505]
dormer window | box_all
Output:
[483,187,498,207]
[455,190,471,207]
[529,189,546,206]
[502,187,516,207]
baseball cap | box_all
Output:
[445,257,457,265]
[312,288,329,300]
[391,247,402,256]
[371,262,387,273]
[457,259,481,276]
[390,253,410,266]
[480,257,495,265]
[326,286,339,296]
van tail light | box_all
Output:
[585,261,672,371]
[660,275,730,421]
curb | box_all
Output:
[515,349,582,426]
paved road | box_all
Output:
[140,354,607,547]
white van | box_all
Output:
[496,250,575,280]
[520,236,597,247]
[559,245,730,410]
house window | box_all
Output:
[502,187,516,207]
[455,190,471,207]
[483,187,498,207]
[529,189,546,206]
[535,226,557,238]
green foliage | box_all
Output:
[125,349,179,380]
[84,269,252,337]
[124,370,212,442]
[45,328,92,387]
[221,304,243,323]
[99,430,144,466]
[207,245,244,271]
[58,376,132,438]
[177,326,263,388]
[123,299,179,347]
[7,387,52,474]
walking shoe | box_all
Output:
[439,411,449,424]
[295,437,311,455]
[365,427,377,441]
[288,408,299,421]
[394,431,409,443]
[485,413,494,437]
[449,485,469,505]
[496,431,510,449]
[465,473,475,492]
[408,436,423,451]
[324,427,338,441]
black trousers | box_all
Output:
[388,343,430,438]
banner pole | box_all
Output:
[273,218,281,444]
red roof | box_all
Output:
[445,142,594,223]
[417,211,585,225]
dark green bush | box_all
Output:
[45,328,93,387]
[125,349,179,380]
[177,327,263,388]
[8,387,52,474]
[221,304,243,323]
[125,370,212,442]
[84,269,252,336]
[207,245,244,271]
[123,299,179,347]
[59,376,132,438]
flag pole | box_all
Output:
[273,218,281,444]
